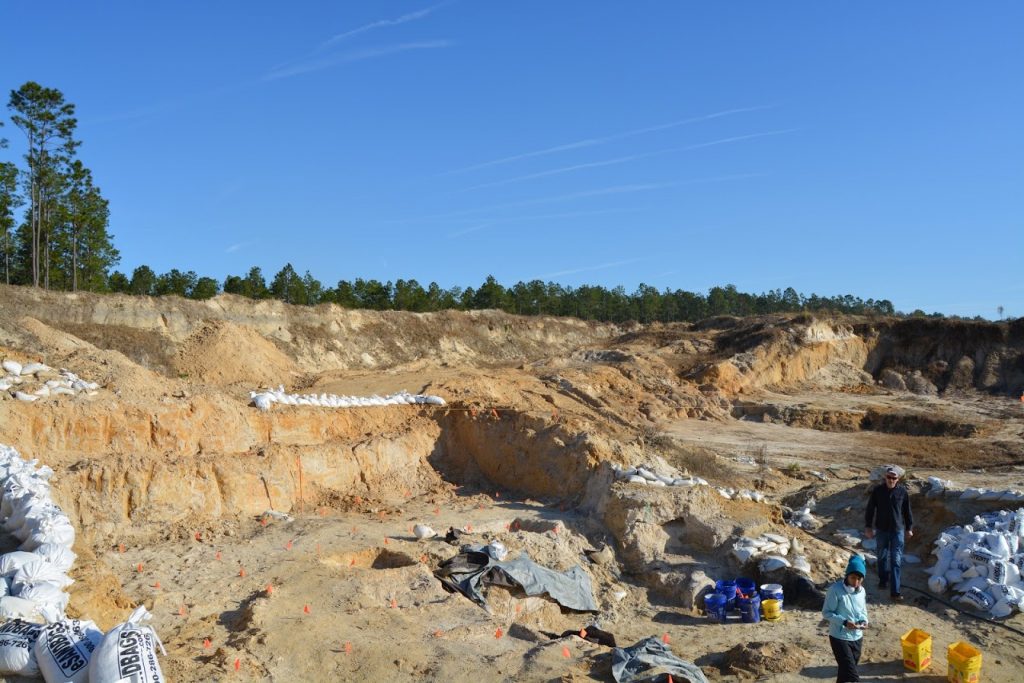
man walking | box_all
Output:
[864,466,913,601]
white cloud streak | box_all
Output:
[415,172,767,222]
[264,41,451,80]
[320,4,446,49]
[442,104,776,175]
[538,257,647,279]
[459,129,796,191]
[442,207,643,238]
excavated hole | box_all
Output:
[320,548,418,570]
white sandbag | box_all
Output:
[759,555,791,572]
[35,616,103,683]
[12,559,73,594]
[928,575,948,594]
[625,475,647,485]
[962,565,986,579]
[731,546,757,563]
[989,560,1010,585]
[33,544,76,573]
[978,489,1004,502]
[635,468,658,482]
[21,515,76,550]
[251,393,274,412]
[763,533,788,544]
[716,488,732,500]
[20,363,48,375]
[13,391,38,402]
[984,533,1011,560]
[960,488,984,500]
[792,555,812,575]
[423,395,446,406]
[0,552,41,578]
[0,618,43,676]
[990,600,1014,618]
[87,606,165,683]
[2,360,22,376]
[0,577,9,598]
[960,587,995,611]
[18,583,70,613]
[0,597,42,622]
[413,524,436,540]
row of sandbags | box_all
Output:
[611,464,710,489]
[926,507,1024,618]
[0,445,76,621]
[0,444,166,681]
[1,359,99,403]
[731,533,813,576]
[612,463,768,501]
[250,386,446,411]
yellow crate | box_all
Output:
[901,628,931,672]
[947,641,982,683]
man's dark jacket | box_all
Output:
[865,483,913,532]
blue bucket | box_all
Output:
[736,577,757,598]
[704,592,728,622]
[759,583,784,610]
[738,594,761,623]
[715,580,738,609]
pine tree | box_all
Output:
[7,82,79,287]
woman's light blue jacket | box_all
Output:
[822,579,868,641]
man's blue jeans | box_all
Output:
[876,529,905,595]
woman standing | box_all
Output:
[822,555,869,682]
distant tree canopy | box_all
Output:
[0,81,917,320]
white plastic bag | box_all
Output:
[35,615,103,683]
[928,575,948,594]
[88,606,165,683]
[0,618,43,676]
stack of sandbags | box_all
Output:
[250,386,446,411]
[926,508,1024,618]
[1,359,99,402]
[0,445,75,621]
[611,464,710,489]
[731,533,812,576]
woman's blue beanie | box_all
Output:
[846,554,867,577]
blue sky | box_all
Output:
[3,2,1021,317]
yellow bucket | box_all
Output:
[900,628,931,672]
[761,598,782,621]
[947,641,982,683]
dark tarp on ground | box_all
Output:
[435,549,598,613]
[611,636,709,683]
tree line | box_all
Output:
[105,264,896,322]
[2,81,906,323]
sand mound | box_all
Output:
[722,640,811,676]
[175,320,297,387]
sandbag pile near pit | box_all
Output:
[926,507,1024,618]
[611,463,713,490]
[0,443,166,682]
[731,533,813,576]
[0,444,77,622]
[249,386,446,411]
[1,359,99,403]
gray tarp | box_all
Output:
[435,549,598,613]
[611,636,709,683]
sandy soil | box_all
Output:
[1,286,1023,681]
